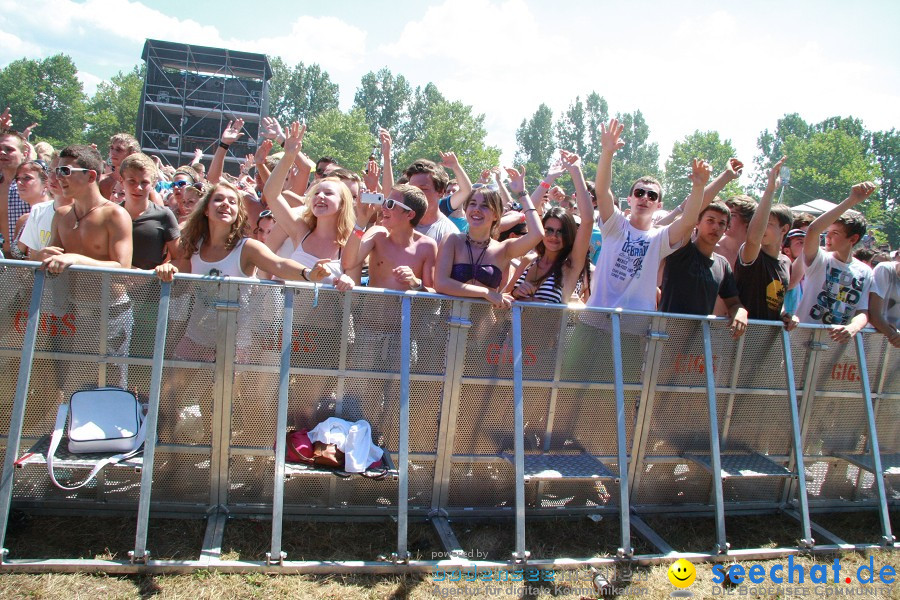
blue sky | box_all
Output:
[1,0,898,178]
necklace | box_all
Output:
[465,233,490,248]
[72,200,108,230]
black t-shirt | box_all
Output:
[660,241,738,315]
[734,247,790,321]
[123,202,180,270]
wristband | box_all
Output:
[539,181,551,189]
[301,268,310,281]
[410,279,423,291]
[219,141,230,150]
[517,190,528,198]
[523,208,537,214]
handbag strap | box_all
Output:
[47,403,147,491]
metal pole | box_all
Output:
[702,320,728,553]
[0,270,45,561]
[610,312,632,556]
[854,333,894,546]
[511,306,528,562]
[397,296,411,561]
[781,327,813,548]
[268,289,294,565]
[131,281,172,563]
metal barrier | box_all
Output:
[0,260,895,572]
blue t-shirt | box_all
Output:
[438,195,468,233]
[588,225,603,266]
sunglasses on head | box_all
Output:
[384,198,413,212]
[55,166,93,177]
[632,188,659,201]
[259,209,273,219]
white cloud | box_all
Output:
[77,70,104,95]
[242,16,367,74]
[0,29,43,65]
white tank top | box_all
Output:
[289,230,343,283]
[190,238,253,278]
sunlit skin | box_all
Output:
[110,181,126,204]
[694,209,730,254]
[13,165,46,206]
[108,143,130,169]
[255,216,275,244]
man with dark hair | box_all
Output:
[38,145,132,272]
[796,182,876,342]
[349,184,437,291]
[734,157,793,322]
[0,128,30,255]
[315,156,338,180]
[716,194,757,267]
[659,200,748,337]
[403,158,461,244]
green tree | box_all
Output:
[583,92,609,168]
[397,83,445,157]
[302,108,373,174]
[0,54,86,147]
[752,112,812,190]
[353,68,411,139]
[398,99,500,175]
[556,96,587,159]
[664,131,742,209]
[83,65,143,149]
[267,57,339,126]
[515,104,554,188]
[609,109,660,199]
[869,129,900,246]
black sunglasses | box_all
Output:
[632,188,659,201]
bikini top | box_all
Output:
[450,236,503,290]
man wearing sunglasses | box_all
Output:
[37,145,132,273]
[349,185,436,292]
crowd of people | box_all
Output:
[0,108,897,357]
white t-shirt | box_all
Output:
[796,248,873,326]
[585,208,678,312]
[871,261,899,328]
[18,200,55,251]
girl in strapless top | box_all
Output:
[435,167,545,308]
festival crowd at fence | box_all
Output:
[0,106,897,356]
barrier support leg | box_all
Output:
[511,306,529,563]
[130,281,172,564]
[854,333,895,547]
[610,312,632,558]
[0,270,45,563]
[394,296,411,563]
[780,328,814,549]
[702,320,728,554]
[268,288,294,566]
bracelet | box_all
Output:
[301,268,310,281]
[277,135,285,146]
[539,181,551,189]
[410,279,423,291]
[523,208,537,213]
[517,190,528,198]
[219,141,230,150]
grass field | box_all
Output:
[0,510,897,599]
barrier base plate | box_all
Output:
[835,453,900,476]
[684,452,791,478]
[501,453,618,481]
[14,435,144,470]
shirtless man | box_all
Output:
[352,184,437,291]
[99,133,139,200]
[38,145,133,272]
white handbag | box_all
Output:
[47,387,147,490]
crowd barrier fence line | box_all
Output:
[0,260,895,573]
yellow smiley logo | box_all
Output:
[667,559,696,588]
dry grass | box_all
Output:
[0,512,898,599]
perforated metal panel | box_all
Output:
[284,477,330,508]
[289,286,347,369]
[228,455,273,504]
[235,283,285,368]
[549,389,637,454]
[149,452,210,504]
[643,391,727,456]
[723,478,786,503]
[876,399,899,452]
[722,394,792,455]
[0,265,34,352]
[230,370,280,447]
[559,313,646,384]
[881,345,899,395]
[453,384,550,454]
[0,357,20,437]
[735,325,790,389]
[633,461,712,505]
[23,360,98,437]
[533,470,620,509]
[803,397,868,455]
[158,367,215,445]
[802,459,884,502]
[448,461,515,508]
[287,374,337,430]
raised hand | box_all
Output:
[0,107,12,130]
[504,166,526,194]
[240,154,254,175]
[379,128,392,153]
[22,122,38,140]
[363,160,380,191]
[260,116,284,142]
[600,119,626,154]
[560,149,582,171]
[255,139,273,167]
[282,121,306,155]
[725,158,744,181]
[438,151,461,172]
[193,148,203,161]
[848,181,876,206]
[767,156,787,189]
[689,158,712,186]
[478,168,493,184]
[221,119,245,145]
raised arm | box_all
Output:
[803,181,876,267]
[563,150,593,287]
[379,128,394,193]
[254,139,273,187]
[439,151,473,211]
[207,119,244,184]
[667,159,712,249]
[740,156,786,265]
[261,121,309,240]
[594,119,626,224]
[502,166,545,260]
[656,158,743,227]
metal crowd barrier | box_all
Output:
[0,260,894,572]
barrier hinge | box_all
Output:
[647,331,669,341]
[447,317,472,329]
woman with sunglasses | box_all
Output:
[262,121,359,291]
[507,151,593,304]
[167,166,198,221]
[155,180,330,360]
[9,159,50,259]
[434,166,544,308]
[175,181,205,225]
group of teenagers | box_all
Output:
[0,109,898,359]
